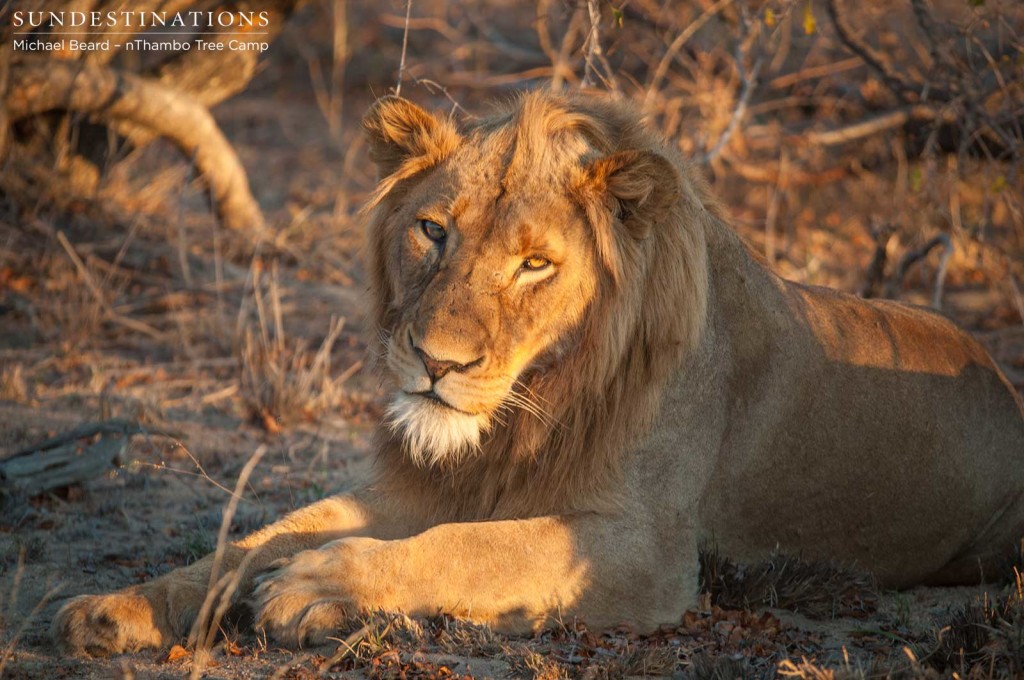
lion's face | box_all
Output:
[363,94,683,467]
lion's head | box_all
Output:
[362,91,711,492]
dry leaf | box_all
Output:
[802,1,816,34]
[164,644,191,663]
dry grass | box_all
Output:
[30,256,109,351]
[0,364,29,404]
[238,261,350,431]
[505,645,570,680]
[700,545,879,619]
[685,652,771,680]
[927,570,1024,676]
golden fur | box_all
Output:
[54,91,1024,655]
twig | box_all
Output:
[824,0,944,102]
[769,56,863,90]
[0,577,64,678]
[883,233,953,304]
[909,0,956,73]
[395,0,413,97]
[931,238,952,309]
[547,1,587,91]
[329,0,349,139]
[408,76,474,119]
[190,445,267,679]
[319,622,372,672]
[643,0,734,111]
[2,419,183,497]
[581,0,617,90]
[55,231,165,340]
[1008,273,1024,326]
[860,222,896,299]
[763,151,788,264]
[702,11,762,164]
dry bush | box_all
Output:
[30,253,124,351]
[238,263,348,430]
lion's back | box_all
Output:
[698,264,1024,587]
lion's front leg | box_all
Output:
[253,513,697,646]
[53,491,402,656]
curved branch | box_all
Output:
[824,0,947,102]
[6,58,266,234]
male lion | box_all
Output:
[55,91,1024,655]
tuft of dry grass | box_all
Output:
[0,364,29,404]
[584,644,678,678]
[685,652,771,680]
[505,644,570,680]
[776,657,869,680]
[699,545,878,619]
[927,571,1024,677]
[238,262,349,431]
[30,256,108,351]
[431,616,505,658]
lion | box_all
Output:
[54,90,1024,656]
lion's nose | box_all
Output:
[411,341,483,383]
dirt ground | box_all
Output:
[1,1,1023,678]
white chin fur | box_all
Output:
[385,393,488,467]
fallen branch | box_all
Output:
[6,59,266,234]
[1,419,182,498]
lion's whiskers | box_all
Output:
[502,386,560,430]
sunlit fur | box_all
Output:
[384,393,487,467]
[363,91,710,511]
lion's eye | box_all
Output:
[522,256,551,271]
[420,219,447,243]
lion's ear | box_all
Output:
[363,96,461,179]
[583,150,682,240]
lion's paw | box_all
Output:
[52,591,168,656]
[251,548,356,647]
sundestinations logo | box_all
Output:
[11,10,271,53]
